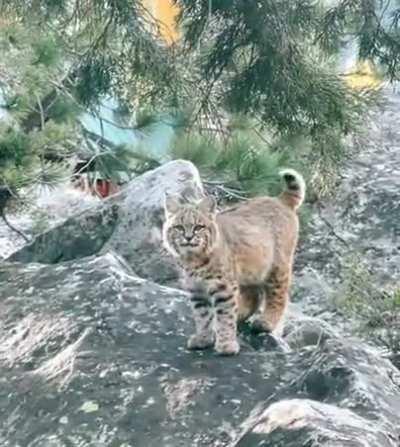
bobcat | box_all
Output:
[163,169,305,355]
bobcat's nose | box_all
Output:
[184,234,194,242]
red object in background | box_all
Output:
[95,179,110,198]
[93,179,121,198]
[72,175,120,198]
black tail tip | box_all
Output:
[283,173,300,191]
[283,173,296,183]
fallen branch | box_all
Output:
[1,208,30,243]
[0,186,30,243]
[317,207,350,248]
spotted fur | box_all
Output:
[163,170,305,355]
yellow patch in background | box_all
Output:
[343,60,384,91]
[143,0,181,45]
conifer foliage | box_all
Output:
[0,23,78,193]
[0,0,399,203]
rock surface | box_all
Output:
[287,87,400,365]
[235,398,398,447]
[7,160,203,284]
[1,97,400,447]
[297,87,400,301]
[0,185,99,259]
[1,253,399,446]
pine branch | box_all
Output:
[0,187,30,243]
[1,207,30,243]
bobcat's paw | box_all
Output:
[187,334,214,350]
[215,339,240,356]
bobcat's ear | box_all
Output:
[198,196,217,215]
[164,193,181,217]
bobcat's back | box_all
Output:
[217,196,299,285]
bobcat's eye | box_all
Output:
[173,225,185,232]
[193,225,206,233]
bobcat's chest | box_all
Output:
[182,262,226,293]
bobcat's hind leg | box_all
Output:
[238,285,261,322]
[260,267,291,336]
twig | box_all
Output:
[203,181,249,201]
[318,209,350,248]
[0,208,30,243]
[35,93,45,130]
[252,126,272,146]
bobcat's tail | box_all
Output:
[278,169,306,211]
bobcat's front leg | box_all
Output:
[209,280,240,355]
[187,292,215,350]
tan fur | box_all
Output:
[163,169,305,354]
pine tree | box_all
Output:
[0,1,177,194]
[0,20,81,185]
[1,0,399,206]
[0,21,80,237]
[3,1,399,127]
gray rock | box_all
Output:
[6,160,203,283]
[297,87,400,286]
[233,335,400,446]
[293,88,400,353]
[5,203,119,264]
[1,87,400,446]
[0,254,399,446]
[234,399,396,447]
[0,185,100,259]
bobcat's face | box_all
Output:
[163,196,219,258]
